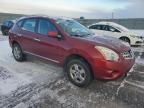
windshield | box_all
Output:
[113,24,129,32]
[56,19,92,37]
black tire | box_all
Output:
[5,31,8,36]
[65,58,93,87]
[120,37,130,45]
[12,43,26,62]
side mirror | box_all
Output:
[48,31,58,38]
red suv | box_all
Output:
[9,16,135,87]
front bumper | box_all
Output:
[91,58,135,80]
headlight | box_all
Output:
[131,35,141,39]
[95,46,119,61]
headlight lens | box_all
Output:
[131,35,141,39]
[95,46,119,61]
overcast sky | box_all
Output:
[0,0,143,19]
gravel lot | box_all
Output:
[0,34,144,108]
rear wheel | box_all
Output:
[65,58,93,87]
[12,43,26,61]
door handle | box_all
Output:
[34,38,41,42]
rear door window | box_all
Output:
[100,25,107,31]
[89,25,101,30]
[95,25,101,30]
[37,19,58,35]
[22,19,37,33]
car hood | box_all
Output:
[83,35,130,52]
[122,30,142,37]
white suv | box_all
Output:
[88,22,144,46]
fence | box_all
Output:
[0,13,144,29]
[77,18,144,29]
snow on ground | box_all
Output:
[0,32,144,108]
[131,45,144,65]
[136,58,144,65]
[0,66,31,95]
[0,40,32,95]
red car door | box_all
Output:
[19,18,38,54]
[32,18,68,63]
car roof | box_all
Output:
[17,15,74,21]
[91,21,121,27]
[4,20,15,23]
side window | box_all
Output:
[104,25,109,31]
[89,25,101,30]
[95,25,101,30]
[101,25,107,31]
[108,26,120,32]
[38,19,58,35]
[22,19,37,33]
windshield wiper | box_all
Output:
[71,34,84,37]
[71,33,91,37]
[86,33,91,36]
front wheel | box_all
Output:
[65,58,93,87]
[12,43,26,61]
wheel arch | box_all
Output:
[12,40,20,46]
[119,36,131,44]
[11,40,24,52]
[64,54,94,79]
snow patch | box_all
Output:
[116,80,125,95]
[0,67,31,95]
[14,102,28,108]
[125,80,144,90]
[135,58,144,65]
[116,65,135,95]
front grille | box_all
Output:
[122,50,134,59]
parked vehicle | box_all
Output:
[88,22,144,46]
[1,20,15,36]
[9,16,135,87]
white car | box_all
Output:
[88,22,144,46]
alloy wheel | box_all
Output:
[69,64,86,83]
